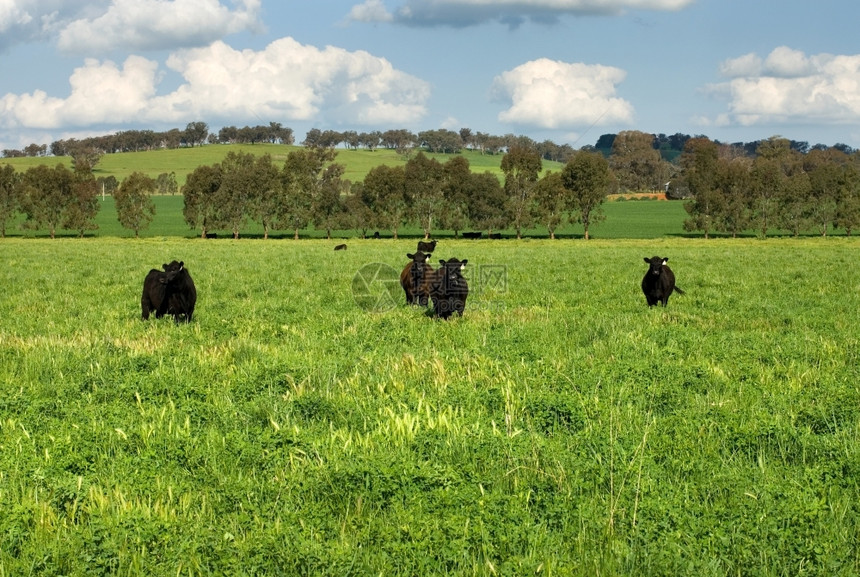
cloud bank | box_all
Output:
[711,46,860,126]
[0,0,262,53]
[0,38,431,131]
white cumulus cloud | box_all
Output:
[0,0,92,51]
[57,0,262,53]
[347,0,394,23]
[0,0,261,53]
[0,37,431,130]
[713,47,860,126]
[0,55,160,129]
[492,58,634,129]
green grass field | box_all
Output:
[1,236,858,575]
[3,145,562,187]
[5,194,693,239]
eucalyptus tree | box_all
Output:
[96,175,119,199]
[681,137,722,238]
[243,154,281,239]
[418,129,462,153]
[183,121,209,147]
[440,156,473,237]
[313,163,347,239]
[751,137,797,238]
[609,130,669,192]
[217,151,262,239]
[0,164,19,237]
[279,147,342,239]
[183,163,222,238]
[405,152,445,239]
[804,148,847,236]
[155,172,179,195]
[834,157,860,236]
[19,164,74,238]
[501,145,542,239]
[467,172,508,237]
[114,172,156,237]
[561,150,611,240]
[533,171,567,239]
[776,170,813,236]
[341,182,376,238]
[64,161,100,237]
[362,164,407,239]
[716,156,752,237]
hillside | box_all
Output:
[2,145,565,187]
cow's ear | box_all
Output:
[662,258,669,265]
[461,260,468,266]
[162,263,169,270]
[407,253,414,259]
[439,259,446,265]
[178,261,184,269]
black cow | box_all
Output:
[400,251,433,306]
[428,258,469,319]
[417,239,437,253]
[372,231,381,239]
[462,231,482,239]
[142,260,197,322]
[641,256,684,307]
[334,243,347,251]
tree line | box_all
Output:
[2,131,859,239]
[0,145,612,240]
[6,118,855,169]
[679,136,860,237]
[181,147,610,240]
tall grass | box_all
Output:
[0,237,858,575]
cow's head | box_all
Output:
[439,258,468,290]
[644,256,668,276]
[406,251,430,265]
[161,260,185,284]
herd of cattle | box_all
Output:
[141,243,683,323]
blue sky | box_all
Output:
[2,0,860,152]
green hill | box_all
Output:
[3,145,564,187]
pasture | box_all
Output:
[1,237,858,575]
[7,194,689,240]
[2,145,563,188]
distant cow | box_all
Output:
[141,260,197,322]
[641,256,684,307]
[417,239,437,253]
[462,231,482,239]
[373,231,380,239]
[334,243,347,251]
[400,251,434,306]
[428,258,469,319]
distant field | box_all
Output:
[2,144,563,187]
[5,195,689,239]
[9,194,853,240]
[1,237,858,575]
